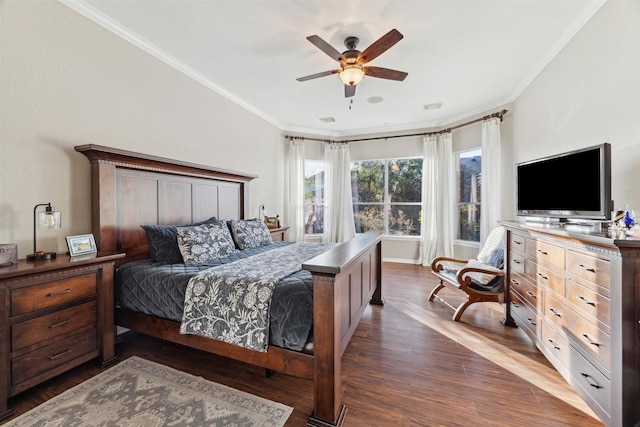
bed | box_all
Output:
[75,144,383,427]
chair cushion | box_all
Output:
[468,275,504,293]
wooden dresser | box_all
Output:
[502,221,639,427]
[0,253,124,420]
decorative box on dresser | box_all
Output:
[0,252,124,420]
[501,221,639,427]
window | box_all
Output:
[351,158,422,236]
[456,149,481,242]
[304,160,325,234]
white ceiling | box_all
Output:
[63,0,605,137]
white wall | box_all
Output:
[510,0,640,216]
[0,1,283,258]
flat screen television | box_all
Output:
[516,143,612,222]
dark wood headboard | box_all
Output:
[75,145,257,264]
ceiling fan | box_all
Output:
[296,28,408,98]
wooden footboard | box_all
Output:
[304,231,383,426]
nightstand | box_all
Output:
[269,226,289,241]
[0,252,125,420]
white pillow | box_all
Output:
[462,259,502,285]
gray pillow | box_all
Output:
[230,219,272,250]
[176,222,236,265]
[141,216,217,264]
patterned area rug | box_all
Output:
[5,356,292,427]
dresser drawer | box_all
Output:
[510,252,526,274]
[566,278,610,333]
[510,292,540,340]
[510,272,542,312]
[566,250,610,289]
[542,321,571,371]
[526,259,565,297]
[11,301,97,352]
[12,328,97,386]
[11,273,97,316]
[527,238,565,269]
[570,345,611,419]
[544,293,610,373]
[509,232,527,255]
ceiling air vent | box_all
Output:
[320,117,336,123]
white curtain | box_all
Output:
[283,138,305,242]
[419,132,455,265]
[480,117,502,246]
[323,143,356,243]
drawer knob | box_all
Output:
[549,308,562,318]
[536,272,548,281]
[526,291,537,299]
[581,333,601,347]
[548,339,561,350]
[513,259,522,265]
[580,372,603,389]
[46,288,71,297]
[577,264,596,273]
[511,279,520,286]
[537,249,548,256]
[526,317,536,326]
[578,296,596,307]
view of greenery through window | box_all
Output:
[305,153,477,240]
[351,158,422,235]
[457,149,481,241]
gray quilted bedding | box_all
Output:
[115,241,315,352]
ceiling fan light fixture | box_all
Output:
[339,65,365,86]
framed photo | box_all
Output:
[66,234,97,257]
[264,215,280,229]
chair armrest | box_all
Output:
[457,265,504,287]
[430,256,470,272]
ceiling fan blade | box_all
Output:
[345,84,356,98]
[364,66,408,81]
[306,35,345,62]
[357,29,404,64]
[296,69,339,82]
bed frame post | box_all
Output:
[307,273,347,427]
[304,232,383,427]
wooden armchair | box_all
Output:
[429,226,506,321]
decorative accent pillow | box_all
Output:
[477,226,505,265]
[176,222,236,265]
[141,216,217,264]
[230,219,272,250]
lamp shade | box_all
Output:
[37,210,61,229]
[339,65,365,86]
[27,203,62,261]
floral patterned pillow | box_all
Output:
[176,222,236,265]
[230,219,272,250]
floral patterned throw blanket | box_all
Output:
[180,242,334,352]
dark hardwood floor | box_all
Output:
[2,262,604,426]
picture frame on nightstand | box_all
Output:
[66,234,97,256]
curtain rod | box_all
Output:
[284,109,508,144]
